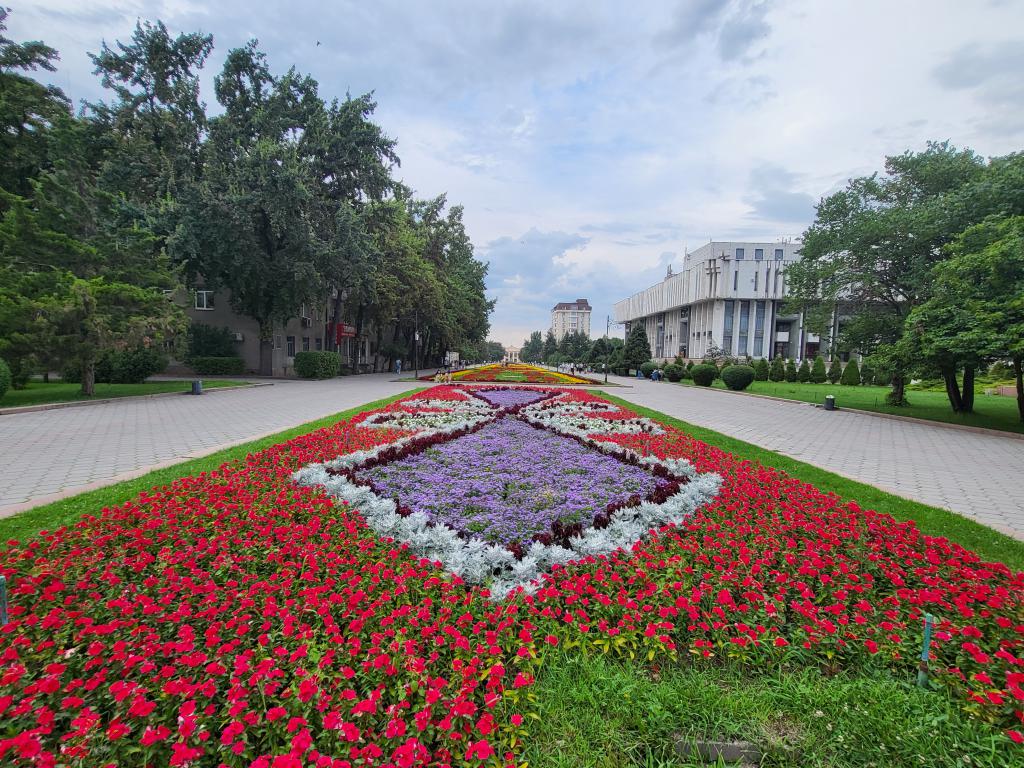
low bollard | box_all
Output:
[0,574,8,625]
[191,380,203,396]
[824,394,836,411]
[918,613,934,688]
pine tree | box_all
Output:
[769,356,785,381]
[860,360,876,386]
[543,329,558,361]
[754,358,770,381]
[623,324,652,372]
[785,359,798,382]
[841,358,861,385]
[797,359,811,382]
[810,355,827,383]
[827,357,843,383]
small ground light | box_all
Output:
[0,574,8,625]
[191,380,203,395]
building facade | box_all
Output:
[614,241,836,362]
[550,298,592,341]
[503,346,521,363]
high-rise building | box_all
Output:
[550,298,592,341]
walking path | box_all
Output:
[595,376,1024,541]
[0,374,418,518]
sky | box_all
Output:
[9,0,1024,347]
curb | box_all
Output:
[0,382,271,417]
[670,383,1024,441]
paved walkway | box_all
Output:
[0,374,419,517]
[594,376,1024,540]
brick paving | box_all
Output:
[0,375,418,517]
[595,376,1024,541]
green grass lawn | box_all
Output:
[0,379,250,409]
[678,378,1024,435]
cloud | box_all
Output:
[743,164,816,224]
[932,40,1024,90]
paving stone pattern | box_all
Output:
[0,375,418,517]
[597,376,1024,541]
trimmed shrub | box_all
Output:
[769,356,785,382]
[827,357,843,384]
[686,360,695,371]
[840,358,861,386]
[191,356,245,376]
[810,355,827,383]
[188,324,238,360]
[860,361,876,386]
[690,363,718,387]
[721,364,756,391]
[754,358,770,381]
[663,363,683,382]
[63,348,168,385]
[639,360,658,379]
[785,359,798,382]
[797,359,811,382]
[294,351,341,379]
[0,358,10,402]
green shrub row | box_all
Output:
[294,351,341,379]
[62,347,168,384]
[190,356,246,375]
[0,358,11,401]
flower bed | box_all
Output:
[420,363,598,385]
[1,385,1023,766]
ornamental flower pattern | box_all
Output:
[0,384,1022,767]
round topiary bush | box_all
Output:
[663,363,683,382]
[0,358,11,402]
[639,360,658,379]
[691,363,718,387]
[721,364,756,391]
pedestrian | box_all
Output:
[395,358,402,376]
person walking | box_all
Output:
[395,358,402,376]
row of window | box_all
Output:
[735,247,784,261]
[275,336,323,355]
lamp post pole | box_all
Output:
[605,315,611,383]
[414,308,420,380]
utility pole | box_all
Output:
[414,308,420,379]
[605,314,611,383]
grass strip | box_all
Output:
[0,380,250,408]
[0,389,423,542]
[598,392,1024,570]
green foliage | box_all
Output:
[784,359,798,382]
[543,329,558,361]
[0,357,10,401]
[187,324,237,360]
[769,356,786,381]
[521,331,543,363]
[101,347,167,384]
[663,363,683,382]
[690,363,717,387]
[190,356,245,375]
[828,357,843,383]
[294,351,341,379]
[721,364,756,391]
[859,360,876,386]
[797,358,811,382]
[639,360,658,378]
[623,325,652,372]
[754,358,770,381]
[811,355,827,383]
[840,358,861,386]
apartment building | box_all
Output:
[550,298,592,341]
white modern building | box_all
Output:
[551,299,592,341]
[503,346,521,363]
[614,241,836,361]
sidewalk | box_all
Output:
[594,376,1024,541]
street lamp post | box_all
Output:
[414,308,420,380]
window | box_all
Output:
[315,338,323,351]
[735,248,745,260]
[733,271,738,291]
[738,301,750,355]
[754,271,759,291]
[754,301,765,355]
[194,290,214,310]
[775,248,784,260]
[286,336,295,357]
[774,268,781,294]
[273,335,282,350]
[723,300,734,354]
[755,248,764,261]
[302,336,310,351]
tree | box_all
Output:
[623,324,652,373]
[558,330,589,362]
[543,329,558,361]
[482,340,505,361]
[587,336,609,366]
[754,358,769,381]
[769,356,785,382]
[811,355,827,383]
[520,331,543,363]
[797,359,811,382]
[827,357,842,384]
[840,358,861,386]
[787,142,987,406]
[784,358,798,382]
[860,360,876,386]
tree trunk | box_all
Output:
[1014,356,1024,424]
[258,321,274,377]
[328,291,344,352]
[942,368,963,412]
[961,365,975,413]
[886,374,907,407]
[81,358,96,397]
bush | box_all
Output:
[860,361,876,385]
[840,358,861,386]
[753,358,769,381]
[0,358,10,402]
[191,356,245,375]
[769,357,785,382]
[691,363,718,387]
[721,364,756,391]
[827,357,843,384]
[639,360,658,378]
[785,359,798,382]
[797,359,811,382]
[62,348,168,385]
[663,363,683,382]
[294,351,341,379]
[811,355,827,383]
[188,324,238,360]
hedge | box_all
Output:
[62,347,168,385]
[721,364,756,391]
[691,363,718,387]
[0,358,10,402]
[294,351,341,379]
[663,363,683,382]
[639,360,658,378]
[191,356,246,376]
